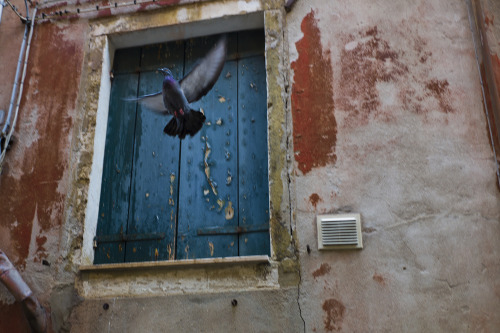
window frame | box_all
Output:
[94,31,270,263]
[75,3,294,294]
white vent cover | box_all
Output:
[317,213,363,250]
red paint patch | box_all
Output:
[0,23,83,267]
[309,193,322,208]
[291,10,337,174]
[338,26,408,126]
[322,298,345,332]
[312,263,331,278]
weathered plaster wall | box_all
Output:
[0,0,88,331]
[69,289,303,332]
[1,0,499,332]
[288,0,500,332]
[1,1,300,332]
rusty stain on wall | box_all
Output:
[336,24,462,128]
[0,23,83,268]
[309,193,322,209]
[425,79,453,113]
[322,298,345,332]
[372,273,387,286]
[312,263,331,279]
[291,10,337,175]
[338,26,408,126]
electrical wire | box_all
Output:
[27,0,166,22]
[3,0,29,23]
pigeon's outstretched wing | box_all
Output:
[124,92,166,113]
[180,35,227,103]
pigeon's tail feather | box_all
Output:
[164,109,206,139]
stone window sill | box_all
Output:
[79,255,270,271]
[77,256,279,298]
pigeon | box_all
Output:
[127,35,227,139]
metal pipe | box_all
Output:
[0,0,5,26]
[1,0,29,136]
[0,250,32,300]
[465,0,500,188]
[0,6,36,173]
[0,250,48,333]
[1,25,28,136]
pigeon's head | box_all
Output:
[158,68,174,78]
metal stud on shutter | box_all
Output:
[316,214,363,250]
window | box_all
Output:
[93,30,270,264]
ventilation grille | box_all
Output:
[317,214,363,250]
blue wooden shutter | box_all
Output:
[125,41,185,262]
[237,30,270,256]
[94,47,141,264]
[94,30,269,264]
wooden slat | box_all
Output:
[125,71,180,262]
[125,40,185,262]
[237,54,270,256]
[94,72,139,264]
[176,35,239,259]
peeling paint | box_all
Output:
[291,10,337,174]
[309,193,322,209]
[208,242,214,256]
[425,79,453,113]
[338,26,408,126]
[322,298,345,332]
[225,201,234,220]
[203,140,217,196]
[0,22,84,268]
[312,263,331,279]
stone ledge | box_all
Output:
[79,255,270,271]
[77,256,280,298]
